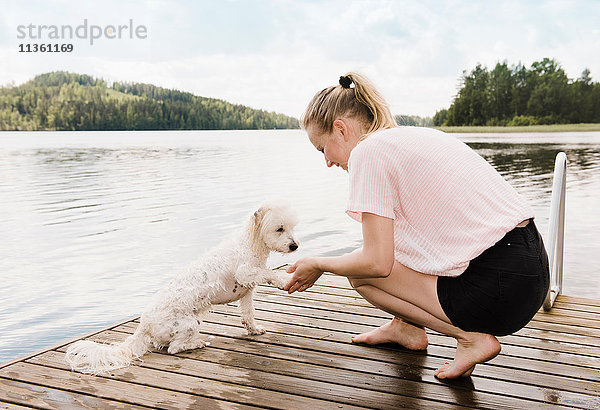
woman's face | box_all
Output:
[306,119,361,171]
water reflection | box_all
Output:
[471,142,600,178]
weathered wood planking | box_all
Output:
[1,273,599,409]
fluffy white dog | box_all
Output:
[65,201,299,375]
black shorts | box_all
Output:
[437,219,550,336]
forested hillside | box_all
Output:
[434,58,600,126]
[0,72,299,130]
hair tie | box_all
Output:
[339,75,352,89]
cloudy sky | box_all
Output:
[1,0,599,118]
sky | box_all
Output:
[1,0,599,118]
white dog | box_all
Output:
[65,201,299,374]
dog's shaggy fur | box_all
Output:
[65,201,299,375]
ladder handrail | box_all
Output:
[543,152,567,311]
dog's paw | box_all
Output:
[167,339,207,354]
[268,276,289,290]
[246,325,266,335]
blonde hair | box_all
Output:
[301,72,397,138]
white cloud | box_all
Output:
[1,0,599,117]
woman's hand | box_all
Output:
[284,257,324,294]
[283,214,393,293]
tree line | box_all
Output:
[0,71,299,131]
[434,58,600,126]
[394,114,433,127]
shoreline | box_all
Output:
[435,123,600,133]
[3,124,600,134]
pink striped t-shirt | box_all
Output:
[346,127,534,277]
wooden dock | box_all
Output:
[1,271,599,409]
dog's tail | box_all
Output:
[65,323,151,375]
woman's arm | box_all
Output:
[284,212,395,294]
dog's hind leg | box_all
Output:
[166,317,207,354]
[239,289,266,335]
[168,333,206,354]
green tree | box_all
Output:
[443,58,599,126]
[526,58,570,123]
[487,62,514,124]
[433,109,448,126]
[446,64,490,125]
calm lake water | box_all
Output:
[1,129,599,363]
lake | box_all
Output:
[1,129,599,363]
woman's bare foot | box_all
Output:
[351,317,428,350]
[434,332,501,379]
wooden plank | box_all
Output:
[557,295,600,307]
[21,353,371,410]
[258,286,600,321]
[117,317,599,401]
[510,326,600,351]
[0,378,148,409]
[50,346,463,410]
[498,332,600,358]
[255,287,600,352]
[128,290,600,352]
[533,311,600,330]
[281,288,600,331]
[251,295,600,360]
[0,402,37,410]
[67,332,535,408]
[300,285,364,299]
[191,320,600,404]
[526,320,600,340]
[205,305,600,383]
[299,273,600,312]
[85,327,599,408]
[263,283,585,325]
[255,287,600,339]
[27,350,394,410]
[0,362,260,409]
[263,284,600,325]
[537,306,600,321]
[307,285,600,322]
[553,301,600,315]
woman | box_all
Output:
[284,72,550,379]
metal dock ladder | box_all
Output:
[543,152,567,310]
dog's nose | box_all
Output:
[289,243,298,252]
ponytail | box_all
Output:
[301,72,396,138]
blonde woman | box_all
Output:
[284,73,549,379]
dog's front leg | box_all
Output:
[235,264,289,289]
[234,264,273,288]
[239,289,265,335]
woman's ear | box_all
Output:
[332,119,348,141]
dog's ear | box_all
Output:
[250,205,270,247]
[253,204,271,221]
[252,206,265,233]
